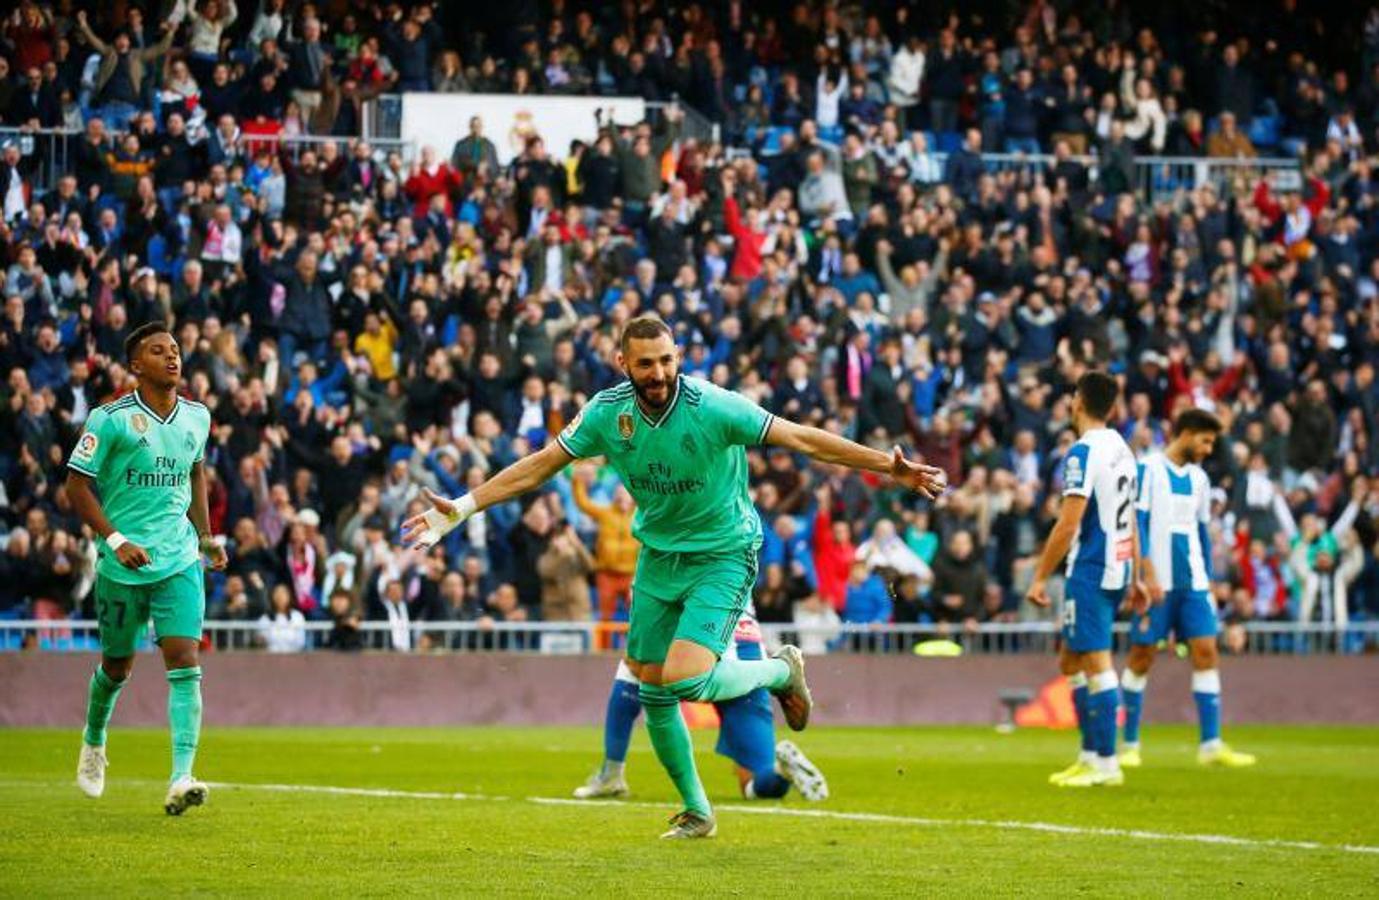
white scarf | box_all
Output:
[383,598,411,651]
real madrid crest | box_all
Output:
[131,413,149,434]
[617,412,635,440]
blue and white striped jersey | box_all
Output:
[1135,452,1212,592]
[1062,427,1138,590]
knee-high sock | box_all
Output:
[1087,669,1119,759]
[1121,669,1148,746]
[1192,669,1222,747]
[166,666,203,783]
[638,683,710,816]
[1067,672,1093,756]
[664,657,790,703]
[603,661,643,769]
[747,770,791,799]
[84,667,126,747]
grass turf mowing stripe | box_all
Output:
[180,779,1378,857]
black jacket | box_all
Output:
[8,85,61,127]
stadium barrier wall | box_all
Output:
[399,92,648,167]
[2,653,1375,728]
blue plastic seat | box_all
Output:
[1249,115,1280,151]
[934,131,963,154]
[146,234,173,277]
[761,126,792,154]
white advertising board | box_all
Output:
[400,93,649,166]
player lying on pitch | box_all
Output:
[1123,408,1255,768]
[405,315,943,838]
[574,604,829,803]
[67,321,228,815]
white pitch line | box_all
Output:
[206,780,504,802]
[197,780,1379,857]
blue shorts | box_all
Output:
[714,639,776,774]
[1062,579,1123,653]
[1130,588,1218,645]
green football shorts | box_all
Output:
[628,545,759,664]
[95,562,206,657]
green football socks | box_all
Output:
[638,683,711,816]
[166,666,203,783]
[665,657,790,702]
[83,667,126,747]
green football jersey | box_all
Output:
[67,392,212,585]
[556,375,773,554]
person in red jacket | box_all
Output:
[403,144,463,219]
[1163,342,1247,415]
[721,167,766,282]
[811,485,856,612]
[1252,165,1330,259]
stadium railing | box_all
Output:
[1,619,1373,655]
[975,151,1299,201]
[269,134,415,166]
[729,136,1300,204]
[0,125,79,195]
[363,94,404,141]
[646,99,719,144]
[0,125,415,194]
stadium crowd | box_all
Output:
[0,0,1377,653]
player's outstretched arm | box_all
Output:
[401,441,576,549]
[764,417,946,499]
[67,471,152,569]
[1025,495,1087,607]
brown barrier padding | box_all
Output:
[1,653,1376,728]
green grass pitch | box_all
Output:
[2,725,1376,896]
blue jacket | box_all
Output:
[833,271,882,306]
[758,515,819,591]
[28,348,70,393]
[283,358,349,409]
[844,574,893,624]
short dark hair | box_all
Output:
[125,321,172,363]
[1076,371,1120,421]
[1174,408,1224,436]
[619,315,674,354]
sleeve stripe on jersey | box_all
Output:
[756,413,775,445]
[555,433,578,458]
[66,461,97,477]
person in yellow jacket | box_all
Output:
[352,311,399,381]
[572,463,639,623]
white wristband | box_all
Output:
[106,532,129,551]
[414,495,477,549]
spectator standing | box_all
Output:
[929,531,987,633]
[572,465,638,623]
[887,35,925,133]
[1206,111,1257,158]
[183,0,239,84]
[74,10,177,130]
[450,117,500,181]
[257,583,307,652]
[537,521,594,622]
[324,588,364,651]
[812,486,855,612]
[926,29,967,135]
[843,560,892,624]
